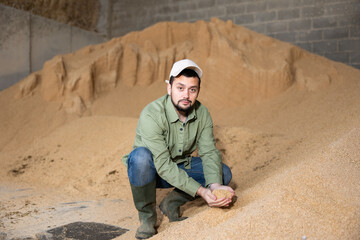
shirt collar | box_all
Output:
[165,95,197,123]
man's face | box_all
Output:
[167,75,200,114]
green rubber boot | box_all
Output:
[159,188,195,222]
[130,180,157,239]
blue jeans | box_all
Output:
[127,147,232,187]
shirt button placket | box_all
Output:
[179,122,184,154]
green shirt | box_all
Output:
[122,94,222,196]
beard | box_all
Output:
[171,96,193,114]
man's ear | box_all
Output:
[167,83,171,95]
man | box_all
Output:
[122,59,235,239]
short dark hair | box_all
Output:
[169,68,201,87]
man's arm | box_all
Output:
[196,110,235,206]
[197,110,223,186]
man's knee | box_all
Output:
[128,147,153,167]
[222,164,232,186]
[127,147,156,186]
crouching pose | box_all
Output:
[122,59,235,239]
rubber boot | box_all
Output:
[159,188,195,222]
[130,180,157,239]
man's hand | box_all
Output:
[196,183,235,207]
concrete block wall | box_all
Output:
[1,1,359,91]
[110,0,360,69]
[0,4,107,91]
[0,5,30,91]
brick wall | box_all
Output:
[110,0,360,69]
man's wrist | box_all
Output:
[196,186,206,197]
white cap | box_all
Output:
[165,59,202,83]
